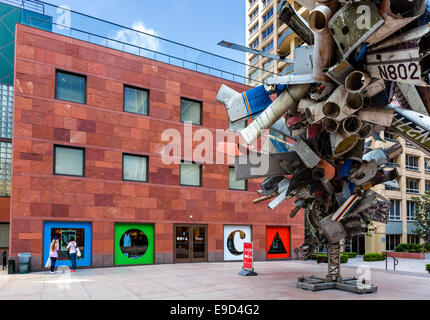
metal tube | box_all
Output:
[358,108,395,127]
[304,102,325,124]
[330,132,360,158]
[297,98,317,113]
[358,123,372,139]
[345,71,371,94]
[216,84,238,105]
[346,93,363,110]
[309,5,335,82]
[316,0,338,13]
[333,92,364,121]
[240,84,310,145]
[322,118,339,132]
[384,143,403,160]
[342,115,362,136]
[323,85,348,119]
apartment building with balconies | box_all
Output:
[245,0,310,84]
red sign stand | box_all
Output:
[238,242,258,276]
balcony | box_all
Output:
[405,165,419,172]
[279,63,294,76]
[2,0,271,86]
[277,29,294,56]
[406,188,419,194]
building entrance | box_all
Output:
[174,224,208,263]
[344,235,366,255]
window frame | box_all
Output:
[180,97,203,126]
[406,200,416,221]
[262,0,272,7]
[425,158,430,174]
[123,84,150,116]
[389,199,401,221]
[406,178,420,194]
[122,153,149,183]
[405,154,419,171]
[179,161,202,187]
[384,131,397,142]
[249,55,259,66]
[386,234,401,251]
[228,166,248,191]
[249,22,259,36]
[263,40,274,53]
[250,38,260,49]
[55,69,87,105]
[229,119,247,132]
[249,7,259,23]
[262,7,274,24]
[53,144,86,177]
[262,24,274,40]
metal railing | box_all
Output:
[405,165,419,171]
[2,0,278,86]
[384,252,399,271]
[0,0,44,13]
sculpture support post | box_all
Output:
[296,242,377,293]
[327,245,341,282]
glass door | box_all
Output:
[174,225,190,263]
[174,224,208,263]
[191,225,207,263]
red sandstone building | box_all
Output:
[1,3,304,271]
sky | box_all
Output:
[42,0,247,63]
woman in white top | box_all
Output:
[66,237,77,272]
[49,236,59,273]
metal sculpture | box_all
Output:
[217,0,430,293]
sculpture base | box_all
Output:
[238,269,258,276]
[296,276,377,294]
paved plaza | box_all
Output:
[0,259,429,300]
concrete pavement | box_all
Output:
[0,260,429,300]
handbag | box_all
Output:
[45,257,51,268]
[76,247,81,258]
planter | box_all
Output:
[389,252,427,260]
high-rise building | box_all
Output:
[245,0,310,85]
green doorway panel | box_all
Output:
[114,223,154,265]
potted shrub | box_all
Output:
[363,253,385,261]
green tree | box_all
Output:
[412,192,430,254]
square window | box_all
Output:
[229,120,247,132]
[56,71,86,104]
[123,154,148,182]
[405,154,419,171]
[54,146,85,176]
[124,85,149,115]
[406,178,419,194]
[180,98,202,125]
[229,167,247,190]
[180,162,201,187]
[389,200,401,221]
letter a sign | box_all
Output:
[239,242,257,276]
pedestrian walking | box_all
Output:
[66,237,77,272]
[49,236,59,273]
[2,250,6,270]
